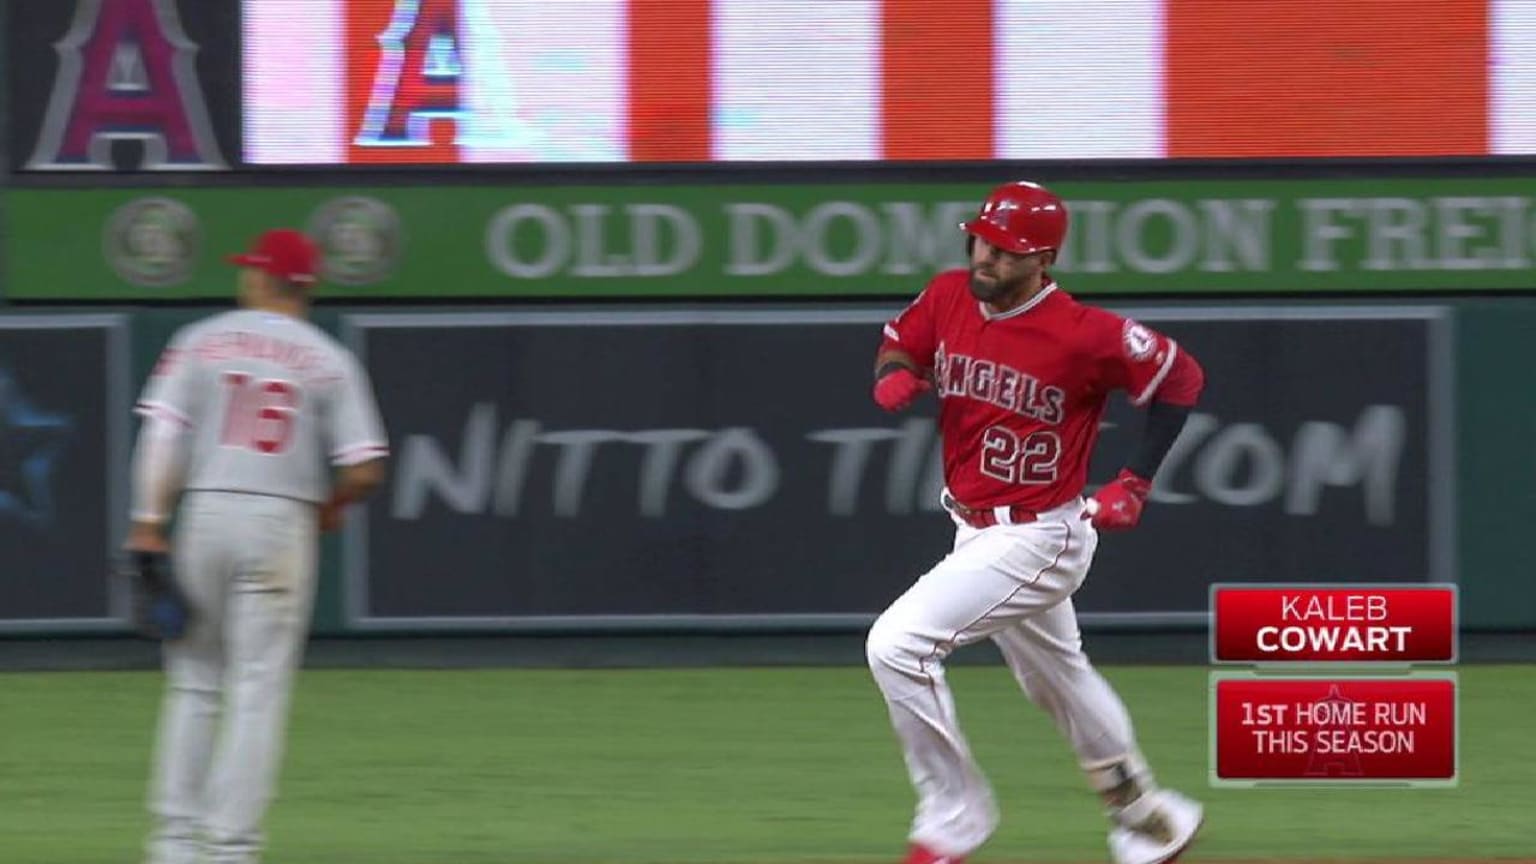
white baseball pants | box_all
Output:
[144,492,318,864]
[866,497,1146,858]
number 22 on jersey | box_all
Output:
[981,426,1061,484]
[219,372,299,454]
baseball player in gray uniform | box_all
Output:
[124,229,388,864]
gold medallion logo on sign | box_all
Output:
[103,197,200,287]
[307,196,401,286]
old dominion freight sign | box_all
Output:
[8,178,1536,299]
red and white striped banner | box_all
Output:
[241,0,1536,164]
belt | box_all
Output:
[941,492,1039,529]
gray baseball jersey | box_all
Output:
[136,309,387,502]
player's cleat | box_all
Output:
[902,841,966,864]
[1107,789,1204,864]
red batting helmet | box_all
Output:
[960,181,1068,256]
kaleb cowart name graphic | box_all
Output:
[1270,595,1410,656]
[1212,586,1457,664]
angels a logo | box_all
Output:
[1122,320,1158,362]
[28,0,224,170]
[355,0,464,146]
[981,197,1020,229]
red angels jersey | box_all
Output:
[881,270,1181,512]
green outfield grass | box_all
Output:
[1,663,1532,864]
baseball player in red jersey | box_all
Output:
[867,181,1206,864]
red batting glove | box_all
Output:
[873,368,931,412]
[1083,469,1153,532]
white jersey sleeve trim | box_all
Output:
[1131,340,1179,407]
[331,441,390,466]
[134,400,193,429]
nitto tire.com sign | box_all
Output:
[343,306,1449,633]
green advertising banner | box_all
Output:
[9,177,1536,299]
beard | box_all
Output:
[968,267,1030,304]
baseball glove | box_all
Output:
[122,550,192,641]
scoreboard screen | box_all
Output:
[241,0,1533,166]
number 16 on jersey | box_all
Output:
[220,372,299,454]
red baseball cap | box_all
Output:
[228,229,319,286]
